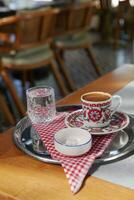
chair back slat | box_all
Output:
[19,17,42,44]
[52,2,93,36]
[68,9,86,29]
[40,13,56,41]
[51,9,69,36]
[16,9,56,49]
[84,7,93,27]
[0,9,58,52]
[69,3,93,31]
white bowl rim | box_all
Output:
[54,128,92,147]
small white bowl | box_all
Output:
[54,128,92,156]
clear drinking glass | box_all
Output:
[26,86,56,124]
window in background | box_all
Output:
[129,0,134,6]
[111,0,119,7]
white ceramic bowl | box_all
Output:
[54,128,92,156]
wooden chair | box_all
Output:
[52,2,102,91]
[0,66,25,118]
[0,8,69,113]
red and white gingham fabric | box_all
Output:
[32,113,115,194]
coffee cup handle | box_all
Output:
[110,95,122,115]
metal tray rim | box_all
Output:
[13,104,134,165]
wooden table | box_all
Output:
[0,65,134,200]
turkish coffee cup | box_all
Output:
[81,91,122,128]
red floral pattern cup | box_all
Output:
[81,91,122,128]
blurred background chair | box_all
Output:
[52,1,102,91]
[0,8,69,118]
[0,64,25,119]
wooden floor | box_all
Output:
[0,32,134,131]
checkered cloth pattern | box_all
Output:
[32,113,115,194]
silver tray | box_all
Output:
[13,105,134,165]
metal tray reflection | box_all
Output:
[13,105,134,165]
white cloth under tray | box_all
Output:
[93,79,134,189]
[116,80,134,115]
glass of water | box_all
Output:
[26,86,56,124]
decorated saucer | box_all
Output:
[65,109,130,135]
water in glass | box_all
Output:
[26,86,56,123]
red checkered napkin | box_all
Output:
[32,113,115,194]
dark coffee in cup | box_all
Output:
[82,92,110,102]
